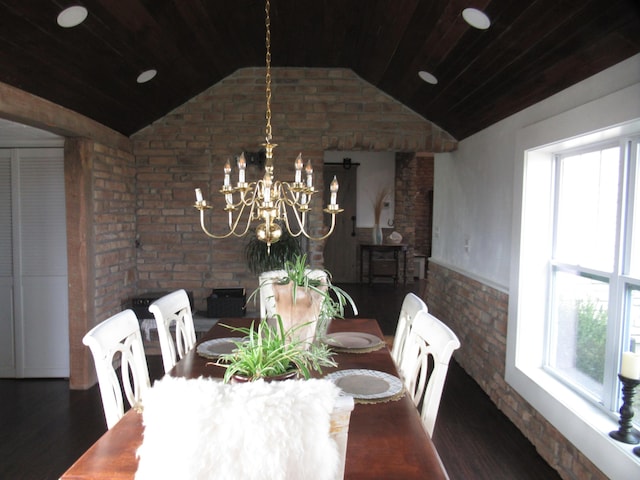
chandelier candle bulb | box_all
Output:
[621,352,640,379]
[195,188,203,202]
[224,160,231,187]
[237,154,246,185]
[305,160,313,187]
[295,154,303,183]
[330,176,339,206]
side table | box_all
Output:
[360,243,408,285]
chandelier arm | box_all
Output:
[226,181,257,210]
[198,208,236,240]
[278,204,303,237]
[281,205,338,241]
[296,213,337,242]
[281,182,308,207]
[196,200,255,239]
[229,216,254,238]
[246,182,263,221]
[230,202,256,237]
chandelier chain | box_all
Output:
[265,0,272,142]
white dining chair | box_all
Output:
[399,310,460,436]
[148,289,196,373]
[391,292,428,366]
[82,309,151,429]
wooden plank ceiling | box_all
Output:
[0,0,638,140]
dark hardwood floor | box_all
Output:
[0,281,560,480]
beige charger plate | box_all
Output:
[323,332,384,351]
[196,337,245,359]
[325,369,404,403]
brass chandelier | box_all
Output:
[194,0,343,249]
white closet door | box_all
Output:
[14,148,69,377]
[0,150,14,376]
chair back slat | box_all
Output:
[83,309,151,429]
[399,310,460,436]
[392,292,428,366]
[149,289,196,373]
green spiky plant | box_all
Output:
[215,315,336,383]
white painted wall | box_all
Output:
[324,151,395,228]
[432,53,640,290]
[433,54,640,479]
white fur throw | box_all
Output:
[135,376,342,480]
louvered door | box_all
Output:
[0,147,69,377]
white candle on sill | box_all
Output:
[620,352,640,380]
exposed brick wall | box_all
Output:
[66,138,137,388]
[426,261,608,480]
[414,154,434,257]
[92,142,137,320]
[394,152,417,279]
[132,67,456,311]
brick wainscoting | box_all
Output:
[426,260,608,480]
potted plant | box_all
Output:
[249,254,358,344]
[244,221,304,275]
[215,315,337,383]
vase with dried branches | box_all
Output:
[372,187,390,244]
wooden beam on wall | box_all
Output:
[65,138,97,389]
[0,81,131,152]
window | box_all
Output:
[510,119,640,476]
[546,141,639,422]
[504,57,640,476]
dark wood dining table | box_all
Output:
[62,317,449,479]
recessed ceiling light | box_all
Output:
[57,6,88,28]
[137,69,157,84]
[418,71,438,85]
[462,8,491,30]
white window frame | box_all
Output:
[544,140,627,412]
[508,91,640,477]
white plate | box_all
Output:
[196,337,244,359]
[325,369,403,400]
[323,332,383,350]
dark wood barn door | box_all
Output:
[323,163,358,283]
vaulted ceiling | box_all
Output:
[1,0,639,141]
